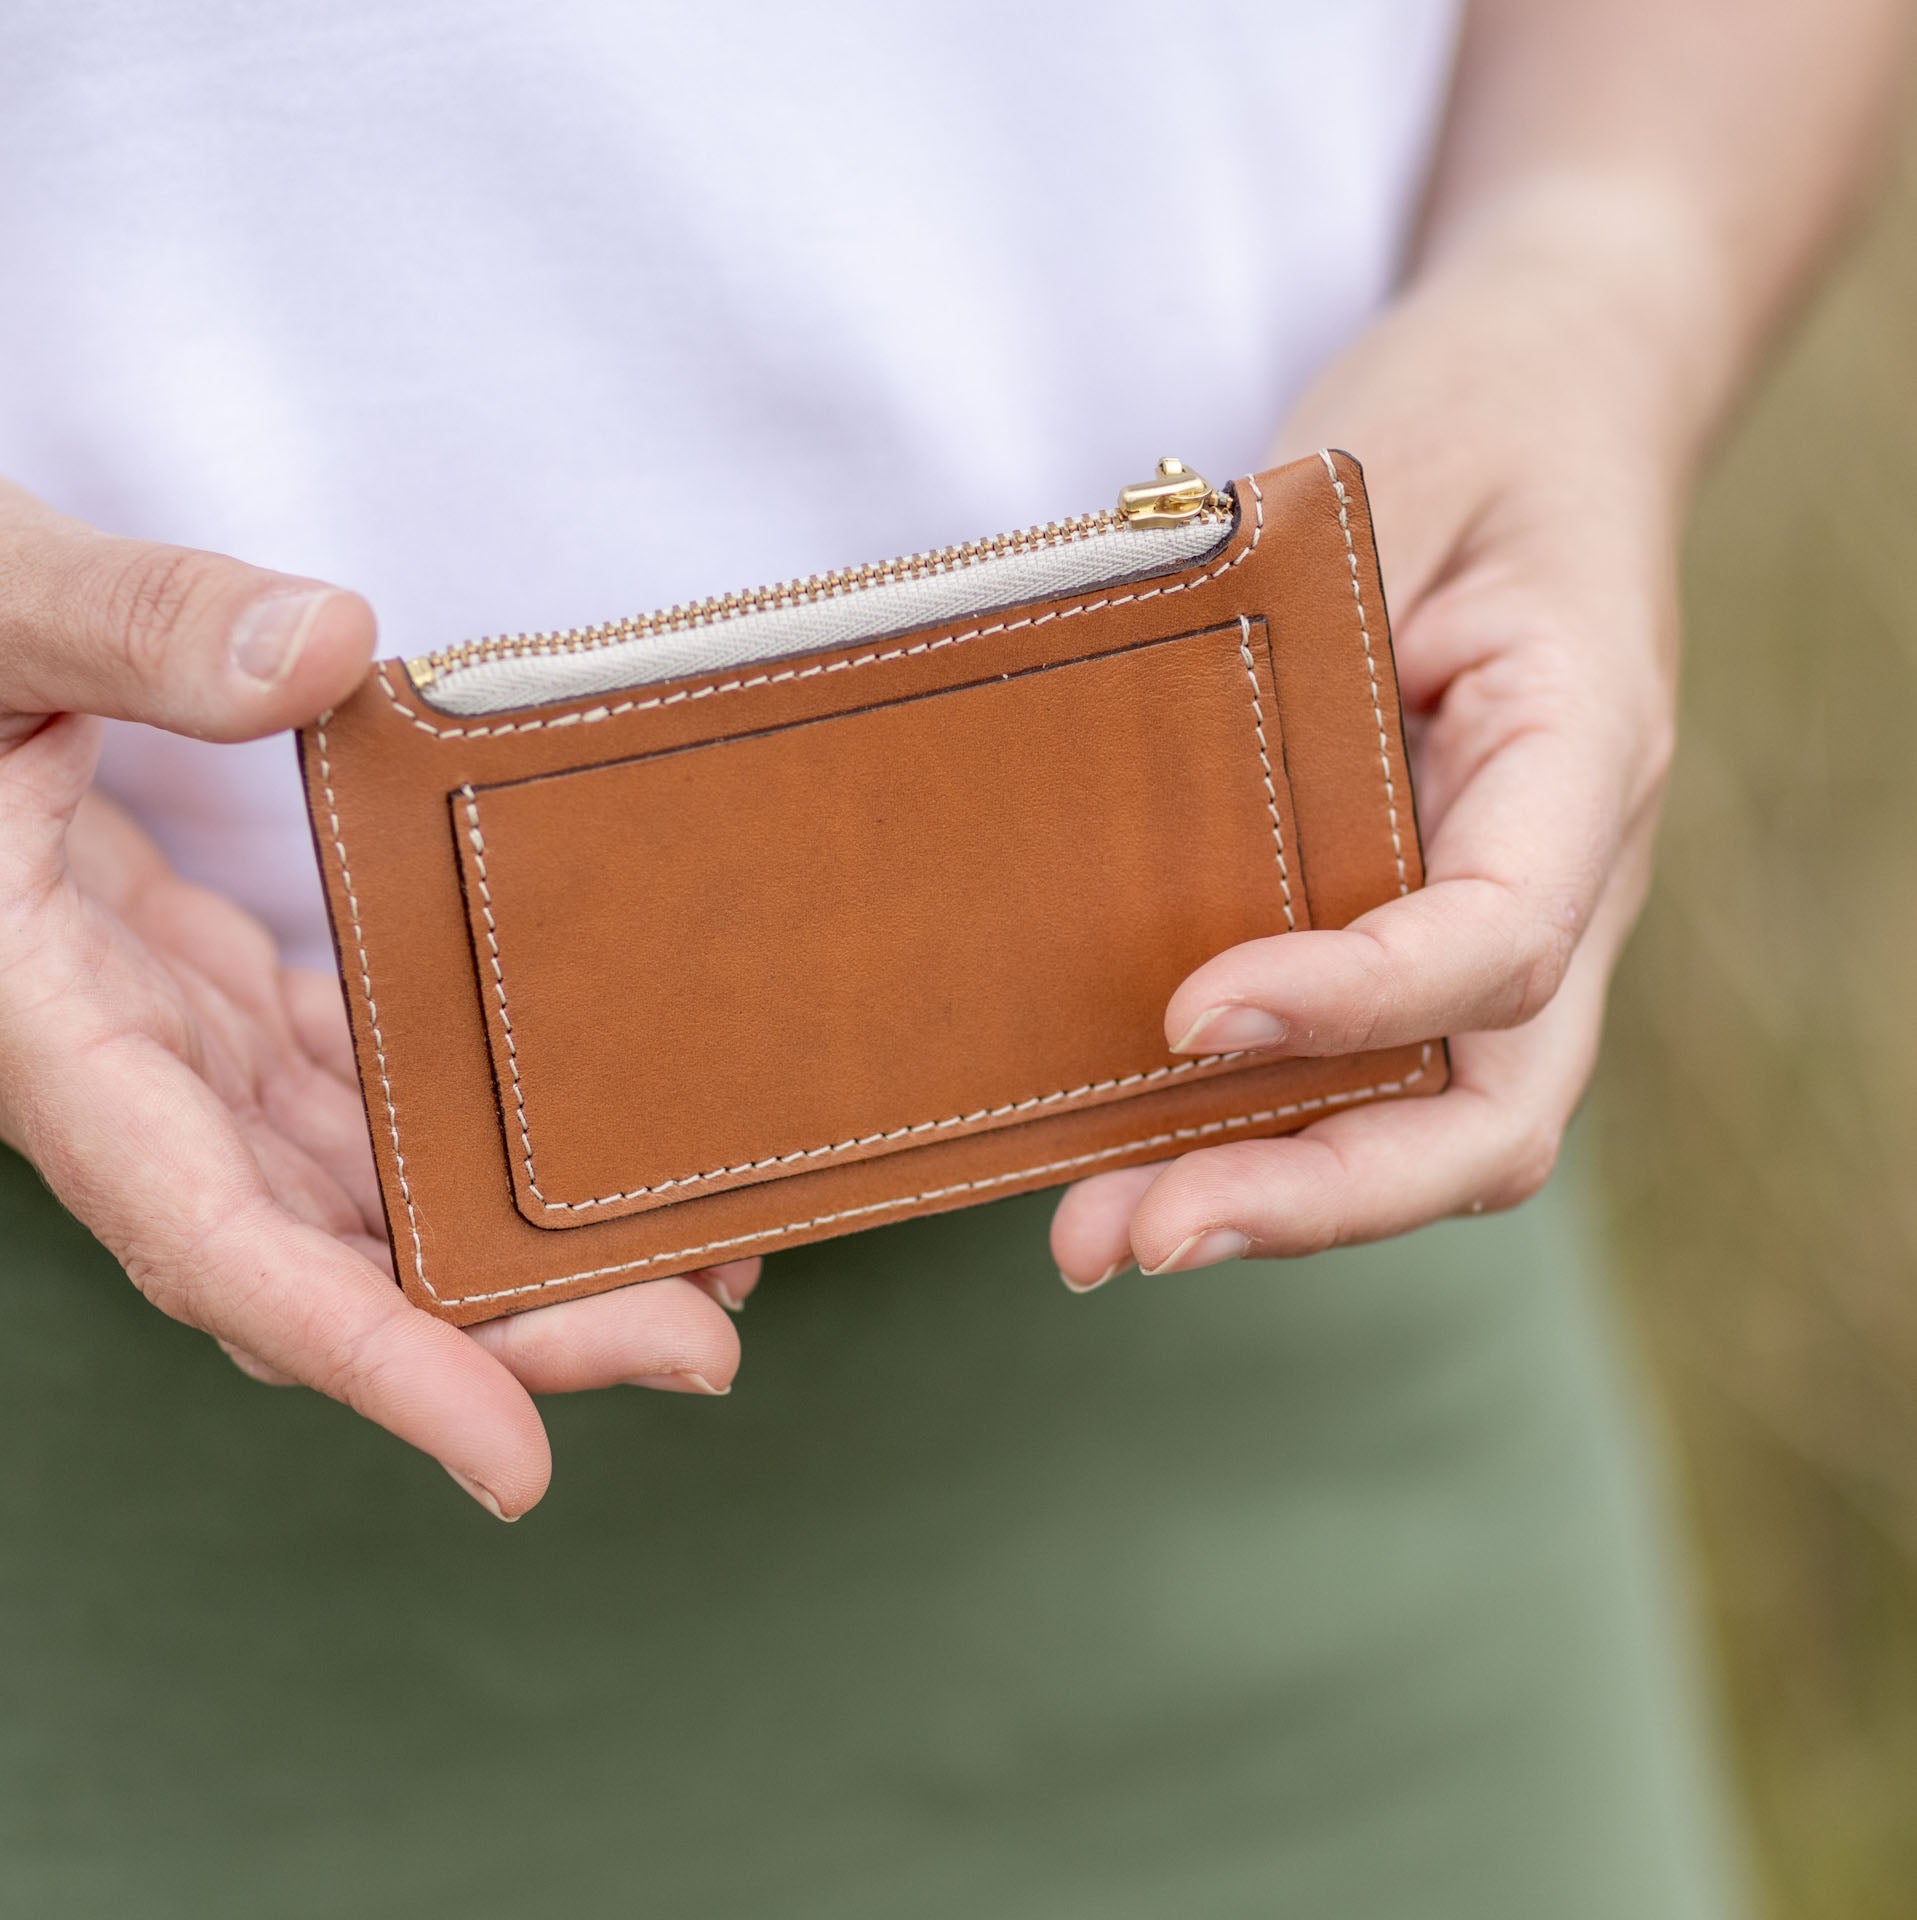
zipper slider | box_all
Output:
[1117,456,1216,529]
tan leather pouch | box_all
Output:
[299,451,1443,1323]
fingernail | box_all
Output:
[1141,1228,1250,1276]
[230,588,335,685]
[443,1465,515,1521]
[627,1371,731,1395]
[709,1277,745,1312]
[1061,1257,1134,1294]
[1171,1006,1287,1054]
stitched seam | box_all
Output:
[315,717,437,1300]
[459,789,545,1202]
[467,621,1296,1212]
[438,1042,1435,1309]
[374,477,1266,738]
[1237,615,1294,929]
[514,1052,1249,1209]
[1318,451,1408,895]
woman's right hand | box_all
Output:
[0,479,759,1519]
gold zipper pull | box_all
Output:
[1117,456,1214,528]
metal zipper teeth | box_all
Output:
[408,493,1234,688]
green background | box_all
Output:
[1595,104,1917,1920]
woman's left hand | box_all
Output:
[1051,239,1681,1285]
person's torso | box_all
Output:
[0,0,1458,964]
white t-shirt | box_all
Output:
[0,2,1458,968]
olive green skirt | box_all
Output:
[0,1145,1745,1917]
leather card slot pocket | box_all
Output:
[451,617,1308,1229]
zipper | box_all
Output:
[406,457,1235,716]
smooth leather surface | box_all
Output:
[455,617,1305,1228]
[300,451,1445,1323]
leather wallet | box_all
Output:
[299,449,1444,1324]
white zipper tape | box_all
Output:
[415,512,1234,716]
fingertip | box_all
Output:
[1163,934,1293,1052]
[1168,1003,1289,1055]
[297,585,379,703]
[421,1334,553,1518]
[1049,1163,1157,1289]
[226,584,377,735]
[53,529,381,741]
[444,1464,517,1521]
[464,1275,742,1396]
[256,1237,556,1515]
[1059,1257,1133,1294]
[442,1421,551,1521]
[626,1370,732,1395]
[1137,1227,1250,1277]
[697,1256,762,1312]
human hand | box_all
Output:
[0,480,758,1517]
[1052,239,1682,1285]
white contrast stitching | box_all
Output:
[374,477,1266,738]
[463,618,1295,1212]
[1238,615,1294,929]
[1318,450,1408,895]
[314,717,438,1300]
[437,1043,1435,1309]
[459,788,543,1203]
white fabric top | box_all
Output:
[0,2,1459,969]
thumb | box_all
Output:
[0,477,375,741]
